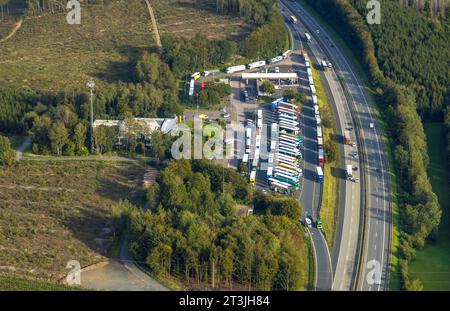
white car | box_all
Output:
[369,122,374,129]
[305,217,312,228]
[274,67,280,73]
[351,142,357,147]
[316,29,320,34]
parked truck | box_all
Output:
[247,60,266,70]
[226,65,246,74]
[250,170,256,186]
[316,166,324,183]
[318,148,324,166]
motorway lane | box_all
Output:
[283,13,333,291]
[281,1,364,290]
[283,1,391,290]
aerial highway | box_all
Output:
[281,6,334,291]
[281,0,359,291]
[280,0,392,291]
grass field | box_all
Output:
[153,0,254,41]
[0,161,145,282]
[310,58,339,249]
[381,120,401,290]
[0,273,82,290]
[408,123,450,290]
[0,0,154,93]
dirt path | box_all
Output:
[0,18,23,43]
[143,0,161,47]
[15,137,31,160]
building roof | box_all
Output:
[241,72,298,79]
[93,117,177,136]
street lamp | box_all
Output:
[86,80,95,154]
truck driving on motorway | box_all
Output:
[346,165,353,180]
[344,130,351,145]
[305,33,311,41]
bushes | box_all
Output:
[240,18,289,59]
[198,83,232,107]
[382,83,441,289]
[161,35,237,77]
[0,88,36,134]
[446,107,450,163]
[253,192,303,221]
[0,135,16,166]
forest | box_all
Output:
[218,0,290,60]
[349,0,449,119]
[112,159,310,290]
[160,0,288,76]
[304,0,446,290]
[0,52,180,155]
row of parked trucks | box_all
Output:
[189,50,293,96]
[226,50,292,74]
[267,99,304,194]
[303,51,325,183]
[244,110,263,187]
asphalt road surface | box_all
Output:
[281,0,391,291]
[280,10,333,291]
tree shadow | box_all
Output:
[331,166,346,180]
[56,163,146,256]
[92,45,156,84]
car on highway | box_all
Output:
[274,67,280,73]
[369,122,374,129]
[305,216,312,228]
[316,29,320,34]
[224,138,234,144]
[316,218,323,229]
